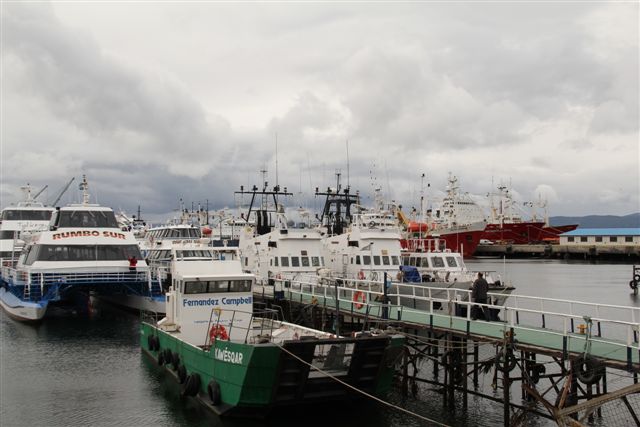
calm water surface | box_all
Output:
[1,259,637,426]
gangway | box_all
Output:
[254,277,640,426]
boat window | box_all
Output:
[409,257,415,266]
[431,257,445,268]
[355,256,361,265]
[311,256,320,267]
[229,280,252,292]
[301,257,310,267]
[446,257,457,267]
[0,251,17,259]
[274,257,279,267]
[35,244,141,261]
[321,257,325,266]
[184,280,208,294]
[175,250,213,259]
[421,258,429,268]
[391,256,400,265]
[281,257,289,267]
[1,210,52,221]
[0,231,17,239]
[402,256,409,265]
[291,257,300,267]
[58,210,119,228]
[382,256,390,265]
[362,255,371,265]
[24,246,39,265]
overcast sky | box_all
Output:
[1,2,638,220]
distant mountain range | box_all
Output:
[550,213,640,228]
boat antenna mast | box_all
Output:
[51,177,75,206]
[79,175,90,205]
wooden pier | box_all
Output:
[254,278,640,426]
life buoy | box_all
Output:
[353,291,366,309]
[368,221,376,228]
[358,270,365,280]
[209,324,229,342]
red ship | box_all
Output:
[402,220,485,257]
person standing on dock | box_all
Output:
[471,272,489,320]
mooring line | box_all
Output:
[276,343,451,427]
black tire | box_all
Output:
[496,349,517,373]
[526,362,546,384]
[163,349,173,365]
[575,355,605,385]
[157,351,165,366]
[181,373,201,397]
[635,274,640,283]
[630,280,638,290]
[207,380,221,405]
[147,335,155,351]
[152,336,160,351]
[177,364,187,384]
[172,352,180,370]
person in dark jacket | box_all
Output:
[471,272,489,320]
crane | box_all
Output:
[51,177,75,206]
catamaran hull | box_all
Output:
[97,294,166,314]
[0,288,48,321]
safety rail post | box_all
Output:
[40,273,44,299]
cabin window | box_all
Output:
[229,280,252,292]
[0,251,16,259]
[609,236,617,242]
[291,257,300,267]
[421,258,429,268]
[58,210,119,228]
[1,210,52,221]
[0,231,17,239]
[311,256,320,267]
[567,237,574,242]
[580,237,588,242]
[274,257,279,267]
[355,256,361,265]
[402,256,409,265]
[34,244,141,261]
[347,240,359,247]
[382,256,390,266]
[625,236,633,242]
[373,255,381,265]
[595,236,603,242]
[408,257,415,266]
[281,257,290,267]
[363,255,371,265]
[431,257,445,268]
[268,241,277,248]
[184,280,208,294]
[446,257,457,267]
[391,256,400,265]
[244,257,248,266]
[301,257,310,267]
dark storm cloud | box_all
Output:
[2,3,231,180]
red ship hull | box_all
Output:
[538,224,579,242]
[481,222,546,244]
[403,222,485,257]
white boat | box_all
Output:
[398,237,515,307]
[0,176,148,321]
[235,182,327,297]
[0,184,55,261]
[317,179,403,282]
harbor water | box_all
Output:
[1,259,638,427]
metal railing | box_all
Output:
[271,277,640,358]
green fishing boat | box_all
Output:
[140,247,405,417]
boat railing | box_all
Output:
[274,277,640,356]
[26,270,149,286]
[203,306,284,347]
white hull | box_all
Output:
[0,288,48,321]
[96,294,166,314]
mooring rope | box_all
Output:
[275,343,451,427]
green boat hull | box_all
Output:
[141,322,404,417]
